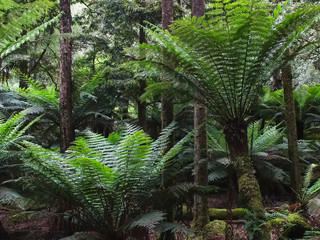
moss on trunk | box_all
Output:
[223,121,264,213]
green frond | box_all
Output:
[1,13,59,58]
[124,211,166,231]
[0,110,40,162]
[19,125,193,235]
[249,122,284,154]
[130,1,320,123]
[300,163,320,202]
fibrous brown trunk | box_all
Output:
[59,0,74,153]
[223,120,264,213]
[282,65,301,196]
[192,0,209,230]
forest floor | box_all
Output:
[0,193,319,240]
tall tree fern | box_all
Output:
[129,0,320,212]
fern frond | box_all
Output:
[19,125,193,236]
[1,14,59,58]
[124,211,166,231]
[129,1,320,124]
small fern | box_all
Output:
[300,163,320,203]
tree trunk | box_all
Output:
[59,0,74,153]
[282,65,301,196]
[193,99,209,229]
[137,80,147,131]
[137,22,148,131]
[223,120,264,213]
[0,222,8,240]
[161,0,174,132]
[192,0,209,230]
[160,1,174,239]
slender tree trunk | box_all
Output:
[192,0,209,230]
[193,97,209,229]
[137,79,147,131]
[282,65,301,196]
[223,120,264,213]
[59,0,74,153]
[160,1,174,240]
[161,0,174,132]
[138,22,148,131]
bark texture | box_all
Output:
[159,1,174,239]
[193,99,209,229]
[59,0,74,153]
[192,0,208,230]
[161,0,174,132]
[137,79,147,131]
[282,65,301,196]
[162,0,173,31]
[137,23,147,131]
[224,121,264,213]
[192,0,205,18]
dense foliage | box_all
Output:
[1,0,320,239]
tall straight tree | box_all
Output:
[160,2,174,240]
[282,60,301,196]
[137,19,148,131]
[161,0,174,133]
[192,0,209,230]
[59,0,74,153]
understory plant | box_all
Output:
[0,109,40,163]
[15,124,201,239]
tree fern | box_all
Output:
[15,124,198,237]
[129,1,320,123]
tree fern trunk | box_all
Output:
[192,0,209,230]
[282,64,301,197]
[59,0,74,153]
[224,120,264,213]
